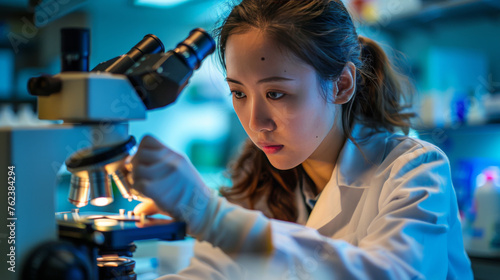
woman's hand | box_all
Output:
[131,135,214,234]
[133,197,170,216]
[131,135,271,254]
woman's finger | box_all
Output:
[132,147,169,166]
[133,199,159,215]
[133,198,172,217]
[138,135,167,150]
[132,151,185,181]
[133,160,170,182]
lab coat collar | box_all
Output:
[305,123,390,230]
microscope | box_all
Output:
[0,27,215,280]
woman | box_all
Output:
[132,0,473,278]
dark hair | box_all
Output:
[216,0,415,222]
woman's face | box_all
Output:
[225,28,340,170]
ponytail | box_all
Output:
[345,36,415,136]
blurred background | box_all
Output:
[0,0,500,277]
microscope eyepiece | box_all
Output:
[129,34,165,61]
[173,28,216,70]
[101,34,165,74]
[61,28,90,72]
[125,28,216,110]
[27,75,62,96]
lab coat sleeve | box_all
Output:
[160,145,472,279]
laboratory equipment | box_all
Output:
[464,167,500,257]
[0,26,215,280]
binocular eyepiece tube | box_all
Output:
[104,34,165,74]
[173,28,216,70]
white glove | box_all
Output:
[131,135,272,254]
[131,135,213,232]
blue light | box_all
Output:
[134,0,191,8]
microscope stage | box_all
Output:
[56,211,186,251]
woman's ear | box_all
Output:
[332,62,356,104]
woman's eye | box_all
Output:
[231,91,246,99]
[267,92,285,100]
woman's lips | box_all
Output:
[261,145,284,154]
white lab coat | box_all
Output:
[158,124,473,279]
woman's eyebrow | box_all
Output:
[226,77,243,85]
[225,76,295,85]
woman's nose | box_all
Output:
[248,100,276,133]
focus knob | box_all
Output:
[22,241,93,280]
[28,75,62,96]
